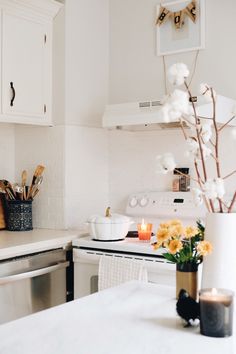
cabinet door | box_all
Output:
[2,11,51,124]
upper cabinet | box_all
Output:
[0,0,62,126]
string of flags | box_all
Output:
[156,0,197,29]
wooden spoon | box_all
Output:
[21,170,27,200]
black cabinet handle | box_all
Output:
[10,82,15,106]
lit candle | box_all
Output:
[199,288,234,337]
[137,219,152,241]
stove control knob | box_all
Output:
[139,197,149,207]
[129,196,138,208]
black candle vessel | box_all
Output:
[199,288,234,338]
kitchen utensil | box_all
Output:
[27,165,45,200]
[87,207,133,241]
[21,170,27,200]
[29,175,43,200]
[0,180,16,200]
[14,185,24,201]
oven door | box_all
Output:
[73,248,175,299]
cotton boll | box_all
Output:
[186,138,199,157]
[201,144,212,160]
[204,179,218,200]
[215,178,225,199]
[156,153,176,174]
[167,63,190,86]
[192,188,203,206]
[203,178,225,200]
[161,90,190,122]
[170,90,190,115]
[161,104,171,123]
[200,122,213,143]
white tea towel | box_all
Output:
[98,255,148,291]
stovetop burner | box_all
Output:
[126,231,155,238]
[92,238,124,242]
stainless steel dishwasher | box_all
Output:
[0,248,72,324]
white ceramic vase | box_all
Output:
[201,213,236,294]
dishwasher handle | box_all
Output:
[0,261,70,285]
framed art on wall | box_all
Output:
[156,0,205,56]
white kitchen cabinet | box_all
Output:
[0,0,62,126]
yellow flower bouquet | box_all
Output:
[154,219,212,266]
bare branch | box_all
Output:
[228,192,236,213]
[184,82,208,183]
[211,88,223,212]
[194,161,212,212]
[218,115,236,132]
[223,170,236,180]
[179,119,188,140]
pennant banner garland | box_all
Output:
[156,0,197,29]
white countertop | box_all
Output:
[0,229,85,260]
[0,281,235,354]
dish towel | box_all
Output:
[98,255,148,291]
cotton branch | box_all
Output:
[211,88,223,212]
[228,192,236,213]
[218,115,236,132]
[184,82,208,183]
[223,170,236,180]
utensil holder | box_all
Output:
[6,200,33,231]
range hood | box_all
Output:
[102,95,236,131]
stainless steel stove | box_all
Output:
[73,191,206,298]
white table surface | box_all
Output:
[0,229,85,260]
[0,281,235,354]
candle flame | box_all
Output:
[141,219,147,231]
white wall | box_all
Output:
[0,124,15,181]
[109,0,236,103]
[108,0,236,212]
[63,0,109,227]
[65,0,109,127]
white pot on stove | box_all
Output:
[88,207,132,241]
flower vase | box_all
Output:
[201,213,236,294]
[176,263,198,300]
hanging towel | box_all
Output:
[98,255,148,291]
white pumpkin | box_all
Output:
[88,207,132,241]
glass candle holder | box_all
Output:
[137,222,152,241]
[199,288,234,337]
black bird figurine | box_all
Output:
[176,289,200,327]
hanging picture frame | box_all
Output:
[156,0,205,56]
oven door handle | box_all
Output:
[0,261,70,285]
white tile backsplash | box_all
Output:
[65,125,109,228]
[0,124,15,181]
[14,125,65,229]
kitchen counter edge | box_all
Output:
[0,229,86,260]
